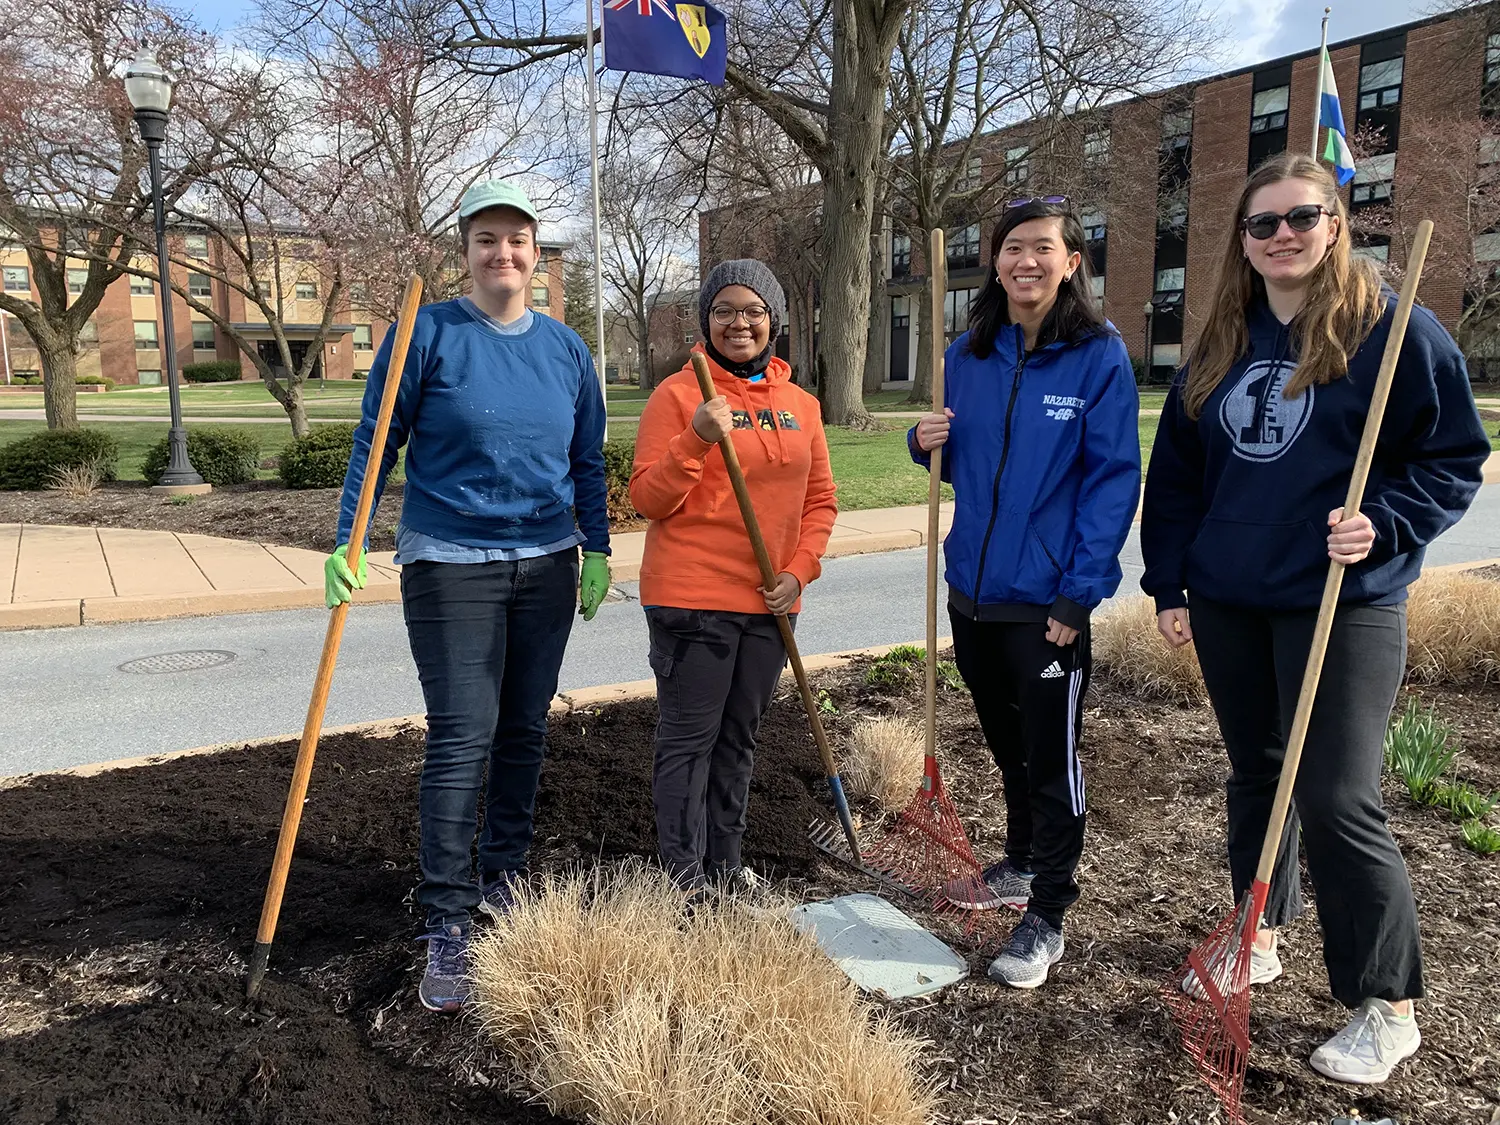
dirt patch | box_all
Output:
[2,665,1497,1124]
[0,481,645,554]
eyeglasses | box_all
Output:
[1005,195,1069,209]
[711,304,769,326]
[1241,205,1333,240]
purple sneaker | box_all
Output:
[418,924,470,1013]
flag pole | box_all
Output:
[1311,7,1331,157]
[586,0,608,440]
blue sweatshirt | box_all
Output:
[336,300,610,555]
[909,323,1142,630]
[1140,294,1487,613]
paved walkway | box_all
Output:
[0,502,953,629]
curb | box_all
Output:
[0,637,952,785]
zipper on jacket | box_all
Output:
[972,326,1026,606]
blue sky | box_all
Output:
[191,0,1431,70]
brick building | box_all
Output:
[0,229,568,386]
[700,4,1499,389]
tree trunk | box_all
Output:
[255,361,311,438]
[790,286,815,387]
[636,321,654,390]
[284,390,309,438]
[36,336,79,430]
[862,223,889,395]
[909,271,936,404]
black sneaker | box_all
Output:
[418,924,470,1013]
[715,865,766,901]
[987,913,1065,989]
[478,870,524,922]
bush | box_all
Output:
[842,716,923,808]
[1093,596,1206,705]
[352,370,368,380]
[1128,354,1148,384]
[76,375,114,388]
[863,644,926,690]
[1405,572,1500,685]
[23,376,42,385]
[139,425,261,487]
[182,360,242,383]
[603,438,637,522]
[279,424,355,490]
[0,428,119,490]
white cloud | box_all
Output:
[1218,0,1294,70]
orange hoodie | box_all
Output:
[630,348,838,614]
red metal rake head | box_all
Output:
[860,755,982,897]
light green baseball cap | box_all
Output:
[458,180,539,222]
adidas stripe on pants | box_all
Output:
[948,609,1090,931]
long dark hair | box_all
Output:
[965,200,1107,358]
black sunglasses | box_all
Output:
[1005,195,1069,209]
[1241,204,1333,240]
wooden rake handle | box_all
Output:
[688,352,857,855]
[1252,219,1433,887]
[247,274,424,1000]
[924,229,947,779]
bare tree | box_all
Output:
[0,0,219,428]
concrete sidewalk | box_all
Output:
[0,502,953,630]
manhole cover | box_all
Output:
[118,650,238,675]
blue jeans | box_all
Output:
[401,550,578,930]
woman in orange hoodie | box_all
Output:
[630,260,838,900]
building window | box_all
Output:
[943,288,974,335]
[684,331,695,344]
[1004,145,1031,188]
[67,268,88,294]
[1250,86,1289,135]
[137,369,162,386]
[1090,274,1105,300]
[187,272,212,298]
[134,320,159,348]
[183,234,208,259]
[1154,267,1185,296]
[1354,240,1391,263]
[947,223,980,271]
[1357,35,1405,152]
[79,319,98,343]
[1082,210,1107,277]
[352,324,372,351]
[348,281,368,305]
[1158,193,1189,233]
[533,255,549,277]
[1151,343,1182,369]
[1485,32,1500,115]
[130,274,154,295]
[1084,127,1110,165]
[891,232,911,276]
[957,155,982,192]
[530,282,550,306]
[3,266,29,292]
[1248,64,1291,170]
[12,369,39,382]
[1081,211,1106,243]
[1161,107,1193,149]
[891,294,910,329]
[0,224,20,250]
[1351,153,1396,206]
[191,321,215,350]
[295,281,318,300]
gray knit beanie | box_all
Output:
[699,259,787,342]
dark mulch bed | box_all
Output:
[0,482,645,554]
[1,663,1497,1124]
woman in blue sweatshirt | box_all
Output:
[1142,153,1488,1084]
[324,181,610,1014]
[910,197,1141,989]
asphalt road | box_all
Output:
[4,486,1498,777]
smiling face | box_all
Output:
[1240,178,1339,291]
[995,216,1082,319]
[707,284,772,364]
[464,207,538,302]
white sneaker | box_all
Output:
[1309,999,1420,1085]
[1181,939,1283,999]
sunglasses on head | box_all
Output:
[1005,195,1069,209]
[1241,204,1333,240]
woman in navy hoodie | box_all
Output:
[1142,153,1487,1084]
[910,197,1141,989]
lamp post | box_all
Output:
[1142,299,1155,384]
[124,45,205,490]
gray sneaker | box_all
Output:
[987,913,1065,989]
[943,860,1035,911]
[1309,999,1420,1085]
[478,870,524,922]
[418,924,470,1013]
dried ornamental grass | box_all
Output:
[1092,596,1206,704]
[843,716,924,808]
[468,865,935,1125]
[1405,571,1500,685]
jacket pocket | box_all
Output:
[1186,517,1327,604]
[1027,519,1064,577]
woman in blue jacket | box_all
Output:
[1142,154,1487,1084]
[911,197,1141,989]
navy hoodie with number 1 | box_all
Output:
[1141,293,1489,614]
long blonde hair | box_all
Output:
[1182,153,1385,419]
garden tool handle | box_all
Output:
[924,229,947,776]
[1252,219,1433,888]
[690,352,860,859]
[248,274,424,1000]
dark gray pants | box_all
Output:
[646,607,790,888]
[1190,595,1424,1008]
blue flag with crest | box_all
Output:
[602,0,727,86]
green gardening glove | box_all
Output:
[324,543,367,609]
[579,551,610,621]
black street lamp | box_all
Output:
[124,45,205,490]
[1142,300,1156,384]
